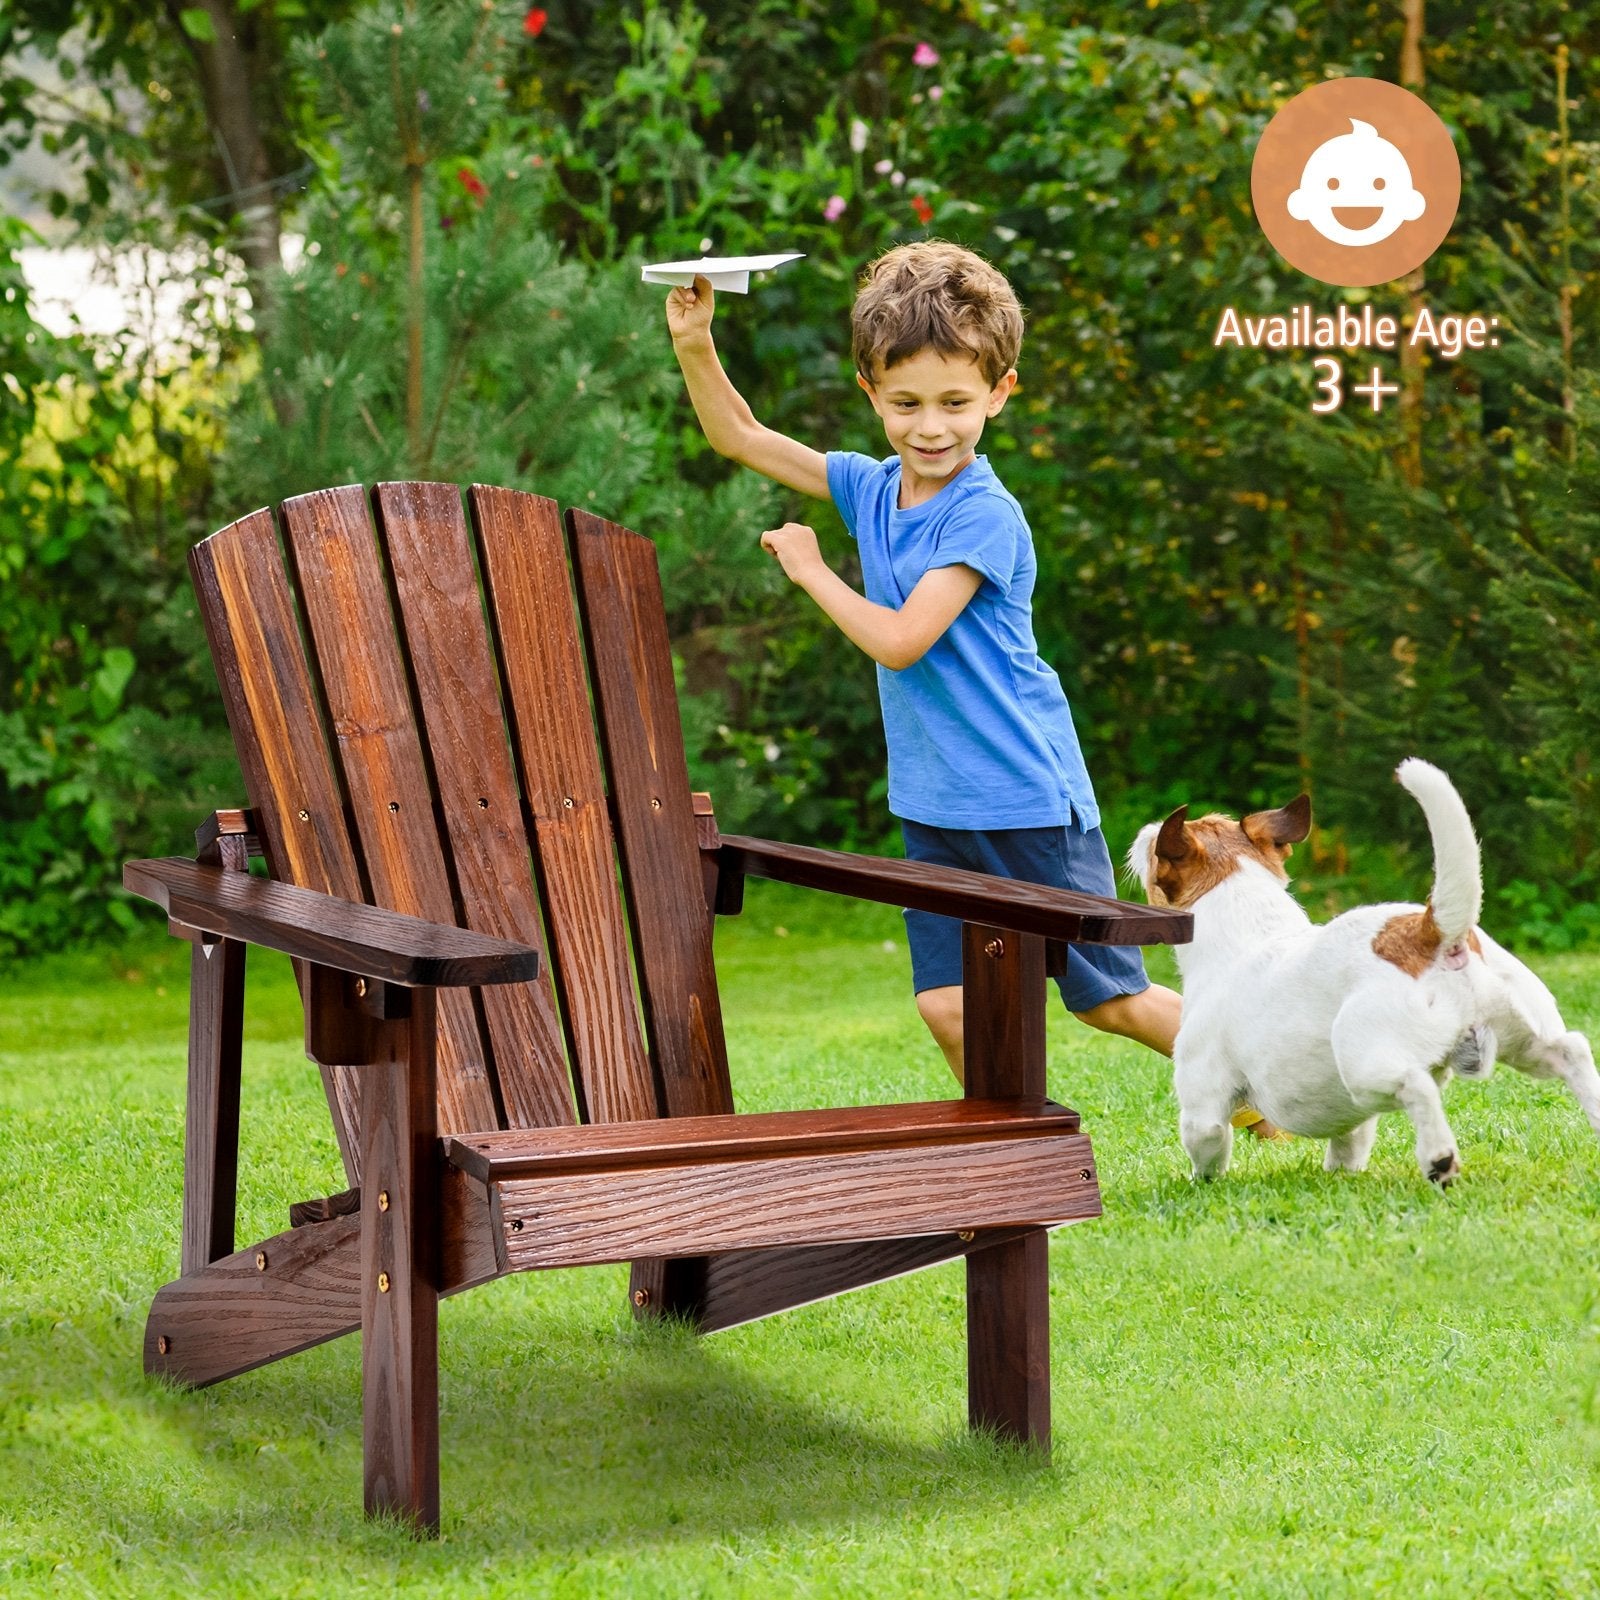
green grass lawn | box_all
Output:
[3,881,1600,1597]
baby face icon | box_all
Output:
[1286,118,1427,247]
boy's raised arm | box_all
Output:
[667,274,830,501]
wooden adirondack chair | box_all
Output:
[123,481,1191,1533]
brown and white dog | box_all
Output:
[1126,758,1600,1185]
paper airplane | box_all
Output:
[641,252,804,293]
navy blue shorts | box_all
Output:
[901,817,1150,1014]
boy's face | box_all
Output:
[857,347,1018,495]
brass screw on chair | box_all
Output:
[355,978,367,998]
[984,938,1004,958]
[509,1218,524,1232]
[157,1335,170,1356]
[1080,1169,1094,1183]
[378,1272,391,1294]
[958,1230,975,1242]
[562,796,574,809]
[378,1190,390,1212]
[632,1287,651,1308]
[298,808,310,822]
[256,1251,268,1271]
[650,797,662,811]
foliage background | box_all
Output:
[1,0,1597,957]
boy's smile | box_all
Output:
[857,348,1018,508]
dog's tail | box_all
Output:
[1396,757,1482,945]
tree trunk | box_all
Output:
[164,0,283,328]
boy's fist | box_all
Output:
[665,273,715,344]
[760,522,823,584]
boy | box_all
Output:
[666,239,1280,1136]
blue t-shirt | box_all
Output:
[825,450,1100,831]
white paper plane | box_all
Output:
[641,252,804,293]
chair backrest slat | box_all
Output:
[470,486,658,1124]
[278,486,500,1137]
[567,509,734,1118]
[189,510,367,1179]
[372,481,577,1130]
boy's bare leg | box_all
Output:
[916,982,1286,1138]
[916,986,967,1083]
[1071,984,1181,1055]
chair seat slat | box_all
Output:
[446,1097,1079,1181]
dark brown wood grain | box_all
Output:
[692,1228,1038,1335]
[631,786,729,1320]
[181,916,245,1277]
[195,807,260,865]
[567,508,733,1120]
[961,921,1058,1452]
[446,1097,1078,1183]
[306,963,412,1067]
[720,836,1193,946]
[144,1167,499,1389]
[374,482,576,1130]
[470,485,657,1126]
[124,858,541,989]
[498,1132,1098,1269]
[190,514,369,1180]
[967,1227,1050,1448]
[626,1257,708,1322]
[361,988,440,1533]
[961,924,1047,1100]
[289,1186,361,1228]
[692,792,724,916]
[280,485,498,1141]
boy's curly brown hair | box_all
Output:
[850,240,1024,389]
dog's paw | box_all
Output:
[1427,1149,1461,1187]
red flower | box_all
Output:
[457,166,488,202]
[523,7,547,36]
[911,194,934,224]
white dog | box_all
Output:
[1126,758,1600,1185]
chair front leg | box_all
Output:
[180,824,250,1276]
[354,982,441,1534]
[961,921,1051,1451]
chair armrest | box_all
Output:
[715,835,1190,946]
[123,858,541,987]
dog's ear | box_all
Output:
[1155,804,1193,863]
[1242,793,1312,852]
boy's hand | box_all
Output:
[666,273,715,345]
[760,521,824,585]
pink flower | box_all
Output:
[912,42,939,67]
[890,170,905,188]
[874,159,893,175]
[928,84,944,102]
[823,194,847,222]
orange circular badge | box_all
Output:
[1251,78,1460,288]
